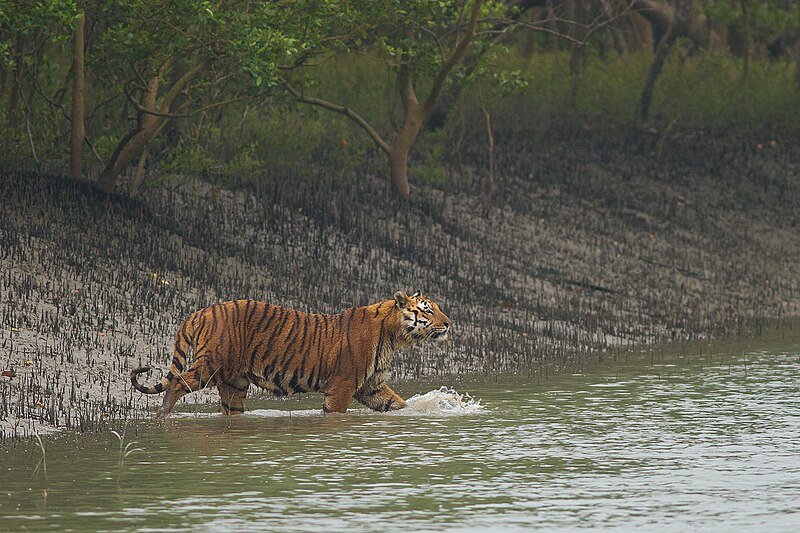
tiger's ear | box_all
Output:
[411,290,421,298]
[394,290,410,309]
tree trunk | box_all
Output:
[7,35,24,128]
[99,127,153,192]
[740,0,750,83]
[99,71,161,193]
[130,145,149,198]
[388,109,423,198]
[70,11,86,180]
[284,2,482,198]
[568,0,588,107]
[389,146,411,198]
[97,60,204,193]
[637,24,676,121]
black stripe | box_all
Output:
[288,371,303,393]
[261,360,276,380]
[311,367,321,392]
[252,304,272,334]
[174,345,188,360]
[195,339,210,356]
[245,300,258,325]
[258,307,291,367]
[172,354,185,372]
[206,307,219,339]
[249,305,279,373]
[282,310,303,357]
[309,313,320,345]
[272,373,287,396]
[180,325,193,347]
[345,308,355,350]
[334,312,345,371]
[195,315,206,336]
[374,316,388,373]
[239,300,252,348]
[313,314,323,381]
[299,313,310,352]
[296,314,311,378]
[180,330,192,350]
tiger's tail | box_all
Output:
[130,316,196,395]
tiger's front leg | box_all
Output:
[323,377,357,413]
[355,383,408,412]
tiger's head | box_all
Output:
[394,290,451,343]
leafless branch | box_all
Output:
[486,0,636,47]
[125,89,261,119]
[281,76,391,155]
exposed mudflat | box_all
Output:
[1,126,798,437]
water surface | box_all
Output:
[2,338,799,531]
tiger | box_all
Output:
[130,290,451,417]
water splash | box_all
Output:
[171,387,483,419]
[399,386,484,416]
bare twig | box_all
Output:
[125,89,263,119]
[281,76,391,155]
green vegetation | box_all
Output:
[1,1,798,195]
[491,50,800,129]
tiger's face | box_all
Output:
[394,290,451,342]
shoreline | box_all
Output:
[1,127,798,438]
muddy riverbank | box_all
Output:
[1,125,798,437]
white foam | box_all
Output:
[398,387,484,416]
[170,408,322,419]
[169,387,484,419]
[245,409,322,418]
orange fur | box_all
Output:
[130,291,451,416]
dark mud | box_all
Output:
[1,126,798,436]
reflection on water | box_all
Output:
[1,339,799,531]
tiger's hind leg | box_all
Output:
[160,360,215,417]
[217,377,249,415]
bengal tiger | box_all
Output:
[130,290,451,417]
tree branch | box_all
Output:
[159,60,207,113]
[398,60,418,113]
[281,77,391,155]
[125,90,263,119]
[487,1,637,46]
[422,0,483,114]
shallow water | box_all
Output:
[2,338,800,531]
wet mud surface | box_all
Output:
[1,126,798,436]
